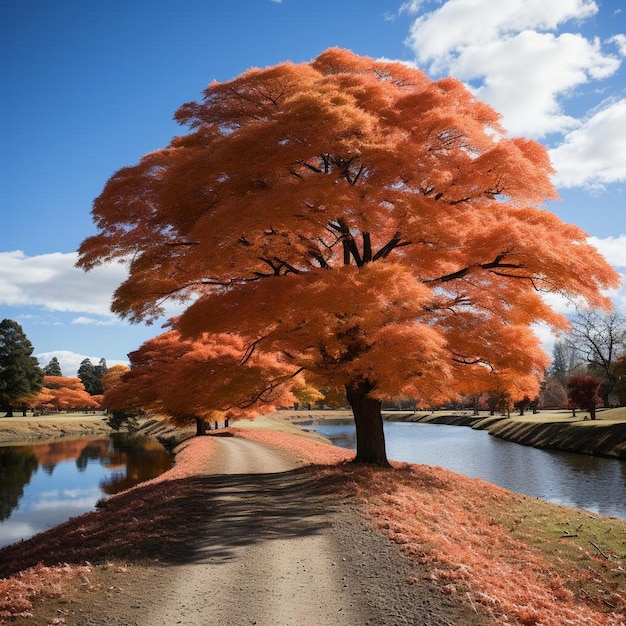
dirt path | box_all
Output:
[130,437,366,626]
[25,435,486,626]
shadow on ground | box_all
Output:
[0,466,344,578]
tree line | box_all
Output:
[0,319,112,417]
[2,302,624,425]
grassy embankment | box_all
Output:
[391,406,626,458]
[0,413,112,445]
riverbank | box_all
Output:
[3,408,625,459]
[385,408,626,459]
[0,414,113,444]
[1,419,625,625]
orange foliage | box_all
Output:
[78,48,620,461]
[0,563,92,621]
[102,330,303,426]
[34,376,101,412]
[101,364,130,392]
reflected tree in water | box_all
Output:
[0,447,38,521]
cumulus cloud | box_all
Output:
[0,250,125,317]
[405,0,599,68]
[36,349,129,377]
[610,34,626,56]
[402,0,626,190]
[550,99,626,188]
[453,31,619,137]
[588,234,626,268]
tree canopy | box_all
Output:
[0,319,44,417]
[43,357,63,377]
[102,330,302,431]
[78,48,620,465]
[35,376,101,413]
[77,358,108,396]
[567,375,601,420]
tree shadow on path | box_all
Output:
[0,466,341,578]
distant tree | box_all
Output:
[0,319,44,417]
[77,357,108,395]
[77,48,620,465]
[539,376,568,409]
[567,375,601,420]
[101,364,130,393]
[43,356,63,377]
[549,341,581,387]
[614,354,626,406]
[486,390,512,416]
[565,309,626,406]
[513,395,532,416]
[100,365,134,430]
[293,384,324,410]
[34,376,101,413]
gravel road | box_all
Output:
[69,436,487,626]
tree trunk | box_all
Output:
[346,380,389,467]
[195,417,208,436]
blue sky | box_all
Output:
[1,0,625,376]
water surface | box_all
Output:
[303,420,626,519]
[0,432,172,547]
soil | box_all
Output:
[3,435,488,626]
[0,414,112,444]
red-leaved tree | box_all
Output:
[567,376,601,420]
[78,48,619,465]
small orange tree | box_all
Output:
[78,48,619,465]
[102,330,302,434]
[34,376,101,413]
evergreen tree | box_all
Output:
[78,357,108,395]
[0,319,44,417]
[43,356,63,376]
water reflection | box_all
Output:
[0,433,172,547]
[303,420,626,520]
[0,448,38,522]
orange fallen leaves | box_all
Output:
[237,428,625,625]
[0,563,92,622]
[232,426,352,465]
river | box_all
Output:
[0,432,172,548]
[301,420,626,520]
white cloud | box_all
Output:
[403,0,623,140]
[610,34,626,56]
[405,0,600,69]
[550,99,626,187]
[36,349,129,377]
[0,250,185,321]
[453,31,619,137]
[588,234,626,268]
[71,316,119,326]
[0,250,125,317]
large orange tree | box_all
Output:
[78,48,619,465]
